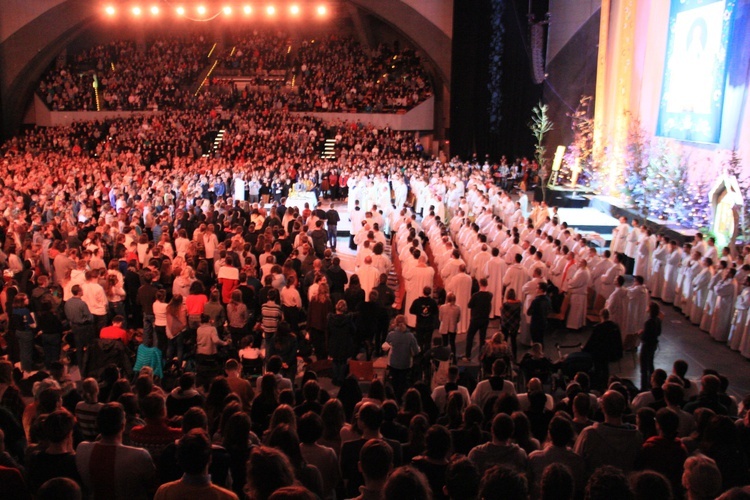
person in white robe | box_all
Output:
[445,266,473,335]
[504,237,524,265]
[358,257,381,302]
[403,256,435,328]
[688,258,713,325]
[625,276,650,338]
[700,260,728,332]
[680,251,702,317]
[599,253,626,301]
[624,220,641,273]
[487,248,507,318]
[633,227,652,281]
[704,237,718,263]
[709,268,738,342]
[661,241,682,304]
[471,244,492,281]
[673,244,693,311]
[233,174,246,201]
[519,268,544,345]
[605,275,629,340]
[610,217,630,257]
[649,237,668,300]
[729,276,750,351]
[503,254,529,302]
[440,251,466,283]
[566,259,591,330]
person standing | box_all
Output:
[638,302,662,391]
[527,283,552,345]
[76,403,156,500]
[64,284,94,370]
[81,270,109,336]
[438,292,461,361]
[464,279,493,361]
[11,293,37,373]
[326,204,340,251]
[445,266,473,336]
[384,315,419,401]
[402,255,435,329]
[327,300,357,386]
[137,271,158,348]
[501,288,522,360]
[582,309,623,392]
[409,286,439,354]
[566,259,591,331]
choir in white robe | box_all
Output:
[446,272,473,335]
[503,263,529,302]
[605,286,629,341]
[674,253,692,310]
[566,267,591,330]
[699,271,723,332]
[625,284,650,337]
[709,277,737,342]
[610,222,630,256]
[728,285,750,351]
[634,236,651,280]
[599,263,625,300]
[519,277,543,345]
[661,247,682,304]
[649,243,667,299]
[487,256,507,317]
[688,265,712,325]
[681,258,701,316]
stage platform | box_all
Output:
[557,207,619,247]
[547,186,596,208]
[589,195,699,244]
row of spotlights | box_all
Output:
[104,4,328,17]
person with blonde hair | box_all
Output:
[75,378,104,441]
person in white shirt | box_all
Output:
[431,365,471,413]
[471,358,516,411]
[81,269,109,335]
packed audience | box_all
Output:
[1,94,749,498]
[219,30,291,75]
[39,35,214,112]
[38,31,433,115]
[291,36,433,112]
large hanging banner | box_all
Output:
[656,0,736,143]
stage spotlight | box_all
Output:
[316,5,327,16]
[243,5,252,14]
[105,5,116,16]
[197,5,207,15]
[176,6,185,15]
[223,6,232,15]
[150,5,159,15]
[266,5,276,15]
[290,5,300,15]
[132,6,142,16]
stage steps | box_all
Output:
[321,138,336,159]
[202,128,226,158]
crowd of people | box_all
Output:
[37,31,432,115]
[39,36,213,112]
[1,32,748,498]
[290,36,432,113]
